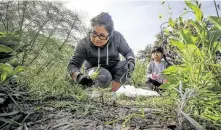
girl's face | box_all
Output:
[152,51,162,61]
[90,26,109,47]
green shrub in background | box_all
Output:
[131,60,149,87]
[17,39,88,101]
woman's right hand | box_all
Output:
[76,73,94,86]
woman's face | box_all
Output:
[90,26,109,47]
[152,51,162,61]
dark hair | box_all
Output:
[90,12,114,35]
[151,46,172,66]
[151,46,164,54]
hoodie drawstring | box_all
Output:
[106,44,109,65]
[97,44,109,66]
[98,48,100,66]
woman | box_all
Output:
[68,12,135,92]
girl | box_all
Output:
[146,46,170,91]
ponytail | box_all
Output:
[163,54,172,67]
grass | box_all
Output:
[18,62,88,101]
[17,56,176,109]
[14,55,180,129]
[131,60,149,86]
[16,53,178,127]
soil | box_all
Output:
[0,84,179,130]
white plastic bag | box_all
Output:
[116,85,160,97]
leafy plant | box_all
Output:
[160,1,221,129]
[0,37,25,84]
[0,63,25,84]
[0,44,13,53]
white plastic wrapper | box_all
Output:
[116,85,160,97]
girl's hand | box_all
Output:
[151,73,158,80]
[163,79,168,83]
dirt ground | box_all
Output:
[0,83,181,130]
[0,96,179,130]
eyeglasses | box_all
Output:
[90,31,109,40]
[152,51,162,54]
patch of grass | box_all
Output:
[131,60,148,87]
[117,92,176,110]
[18,62,88,101]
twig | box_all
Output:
[0,117,21,126]
[53,122,68,129]
[7,93,22,112]
[27,118,49,125]
[0,123,7,130]
[180,110,204,130]
[214,0,220,17]
[22,112,33,123]
[61,124,72,130]
[0,111,20,117]
[16,125,23,130]
[1,89,22,112]
[44,120,53,130]
[24,123,29,130]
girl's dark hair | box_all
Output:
[151,46,172,66]
[151,46,164,54]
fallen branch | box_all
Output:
[180,110,205,130]
[0,111,19,117]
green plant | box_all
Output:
[0,63,25,84]
[131,60,148,87]
[0,39,25,84]
[160,1,221,129]
[89,64,101,80]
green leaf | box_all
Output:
[190,21,207,44]
[180,29,195,44]
[0,63,13,75]
[186,44,201,56]
[164,29,170,34]
[0,32,7,37]
[169,18,175,28]
[1,73,7,82]
[160,78,179,89]
[0,63,13,83]
[185,1,203,22]
[0,44,13,53]
[207,16,221,30]
[160,82,170,89]
[163,66,178,74]
[191,36,198,43]
[208,63,221,69]
[13,66,25,75]
[179,17,184,26]
[170,39,185,50]
[208,30,221,48]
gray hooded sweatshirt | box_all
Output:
[68,31,135,77]
[146,60,169,83]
